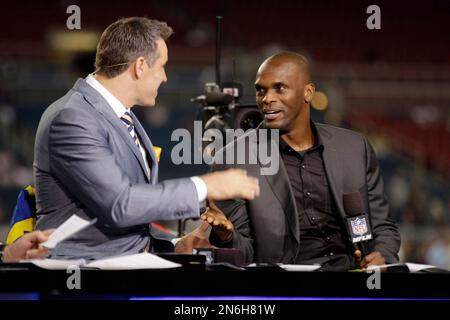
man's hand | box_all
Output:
[175,221,216,254]
[200,169,259,201]
[201,200,233,242]
[353,249,362,263]
[359,251,386,269]
[2,229,54,263]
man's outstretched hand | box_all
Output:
[201,200,233,242]
[201,169,259,201]
[175,221,215,254]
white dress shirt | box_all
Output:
[85,74,207,202]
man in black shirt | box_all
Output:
[206,52,400,270]
[278,133,352,263]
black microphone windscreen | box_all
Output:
[205,92,233,105]
[343,191,364,217]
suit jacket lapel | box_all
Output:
[130,111,158,184]
[254,126,300,245]
[316,124,347,222]
[74,79,150,183]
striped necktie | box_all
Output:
[120,112,141,147]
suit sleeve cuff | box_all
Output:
[190,176,207,202]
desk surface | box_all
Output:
[1,264,449,300]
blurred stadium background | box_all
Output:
[0,0,449,267]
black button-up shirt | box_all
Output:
[279,124,351,262]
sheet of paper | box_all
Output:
[405,263,442,272]
[21,259,86,270]
[367,262,443,272]
[41,215,97,249]
[278,264,321,272]
[85,252,182,270]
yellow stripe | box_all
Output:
[25,185,35,196]
[6,217,36,245]
[153,146,162,162]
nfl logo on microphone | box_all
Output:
[351,217,368,235]
[349,216,372,242]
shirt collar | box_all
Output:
[279,121,324,154]
[85,74,130,118]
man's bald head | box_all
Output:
[254,51,315,133]
[257,51,312,83]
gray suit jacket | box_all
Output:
[34,78,199,260]
[210,123,401,264]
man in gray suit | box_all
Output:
[206,52,400,270]
[33,17,259,260]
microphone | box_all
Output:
[190,91,234,106]
[343,192,373,257]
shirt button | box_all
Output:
[301,164,306,169]
[306,191,311,197]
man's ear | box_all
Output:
[133,57,147,79]
[304,82,315,103]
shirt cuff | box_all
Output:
[190,176,207,202]
[171,238,181,247]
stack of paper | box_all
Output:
[367,262,448,272]
[24,214,181,270]
[23,253,182,270]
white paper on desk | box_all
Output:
[41,215,97,249]
[21,259,86,270]
[22,253,181,270]
[405,263,442,272]
[85,253,182,270]
[278,264,321,272]
[367,262,441,272]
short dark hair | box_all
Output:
[94,17,173,78]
